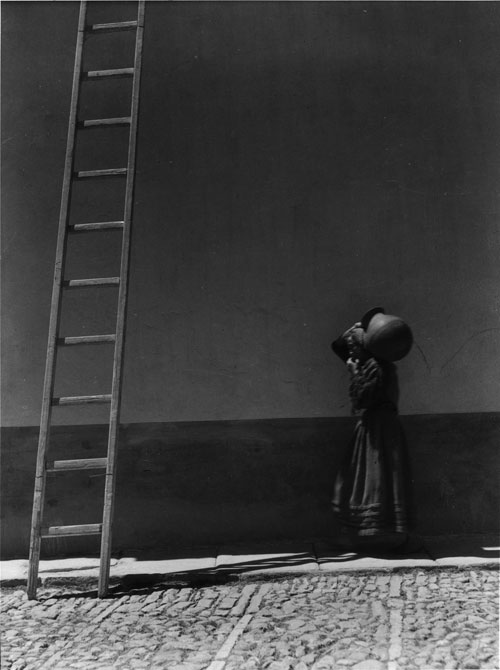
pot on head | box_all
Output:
[362,309,413,362]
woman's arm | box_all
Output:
[349,358,384,409]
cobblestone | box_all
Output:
[1,568,498,669]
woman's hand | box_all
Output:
[347,357,358,374]
[342,322,362,339]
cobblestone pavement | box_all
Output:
[1,568,498,670]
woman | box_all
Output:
[331,308,414,551]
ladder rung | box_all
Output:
[69,221,124,232]
[63,277,120,288]
[74,168,127,179]
[87,20,138,33]
[57,334,116,345]
[52,394,112,406]
[41,524,102,538]
[78,117,131,128]
[83,68,134,79]
[46,458,108,472]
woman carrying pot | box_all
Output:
[331,307,416,552]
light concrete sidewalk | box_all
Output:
[1,535,498,590]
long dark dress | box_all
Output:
[331,351,412,542]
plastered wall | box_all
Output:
[2,1,500,427]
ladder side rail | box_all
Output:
[27,0,88,600]
[98,0,146,598]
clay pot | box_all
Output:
[364,312,413,361]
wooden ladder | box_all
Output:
[27,0,145,599]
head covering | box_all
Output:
[361,308,413,362]
[331,325,366,362]
[345,326,365,351]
